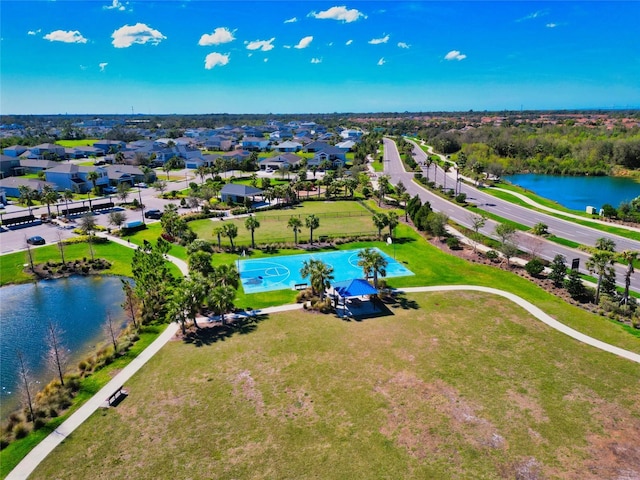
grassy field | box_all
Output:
[189,201,378,246]
[55,139,98,147]
[28,292,640,480]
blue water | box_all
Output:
[0,276,128,416]
[239,248,413,294]
[503,174,640,211]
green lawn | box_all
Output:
[55,139,98,147]
[28,292,640,479]
[189,201,378,246]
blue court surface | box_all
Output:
[238,248,414,294]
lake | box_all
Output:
[0,276,128,417]
[503,174,640,211]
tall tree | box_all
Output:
[87,170,99,192]
[468,213,487,253]
[620,250,638,306]
[207,284,236,325]
[16,350,36,423]
[121,279,139,330]
[244,215,261,249]
[287,216,303,245]
[586,250,615,304]
[188,250,214,276]
[372,213,389,239]
[62,189,74,216]
[212,263,240,289]
[387,211,399,239]
[357,248,388,288]
[213,225,224,248]
[41,185,59,217]
[300,259,334,301]
[222,222,238,250]
[305,214,320,243]
[45,320,68,386]
[494,223,517,265]
[548,254,567,288]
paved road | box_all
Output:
[382,138,640,292]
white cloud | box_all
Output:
[377,57,385,66]
[245,38,275,51]
[294,36,313,49]
[204,52,229,69]
[79,65,88,71]
[104,0,126,11]
[345,39,353,46]
[27,29,41,36]
[283,45,291,49]
[99,62,108,72]
[397,42,410,49]
[43,30,88,44]
[368,34,389,45]
[198,27,235,46]
[264,58,269,63]
[546,23,557,28]
[284,17,297,23]
[311,57,322,64]
[112,23,166,48]
[309,6,366,23]
[444,50,466,61]
[516,9,549,22]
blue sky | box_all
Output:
[1,1,639,114]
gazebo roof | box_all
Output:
[333,278,378,298]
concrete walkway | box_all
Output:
[491,187,640,234]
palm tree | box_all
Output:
[222,222,238,250]
[595,237,616,252]
[18,185,35,213]
[212,263,240,289]
[87,170,100,193]
[207,284,236,325]
[357,248,387,288]
[305,214,320,243]
[41,185,59,217]
[620,250,638,306]
[287,216,303,244]
[372,213,389,239]
[400,192,411,222]
[212,225,224,248]
[62,189,74,216]
[425,157,433,182]
[586,250,615,304]
[387,211,399,239]
[196,165,208,184]
[300,259,334,301]
[244,215,260,249]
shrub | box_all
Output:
[485,250,499,261]
[455,193,467,204]
[446,236,460,250]
[525,258,545,277]
[13,423,28,439]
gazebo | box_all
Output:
[331,278,379,318]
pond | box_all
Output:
[502,174,640,211]
[0,276,129,417]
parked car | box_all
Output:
[104,186,117,194]
[135,182,148,188]
[26,236,46,245]
[144,209,163,219]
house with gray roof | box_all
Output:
[259,153,302,171]
[45,164,108,193]
[0,177,56,197]
[273,140,302,153]
[2,145,28,157]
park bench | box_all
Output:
[106,386,128,407]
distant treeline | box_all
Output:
[419,124,640,175]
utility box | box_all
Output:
[586,206,596,215]
[124,220,143,229]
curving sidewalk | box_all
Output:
[7,282,639,478]
[490,187,640,234]
[399,285,640,364]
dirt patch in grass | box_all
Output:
[231,370,265,414]
[506,389,549,423]
[375,372,506,462]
